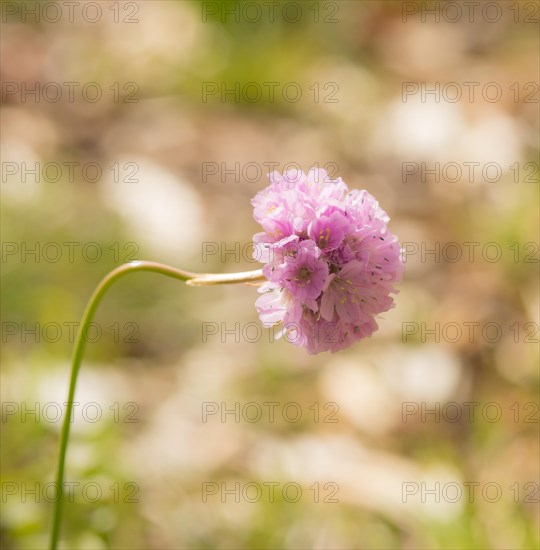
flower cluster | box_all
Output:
[252,167,404,354]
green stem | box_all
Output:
[49,261,265,550]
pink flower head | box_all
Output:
[252,168,404,354]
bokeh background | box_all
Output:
[1,1,539,548]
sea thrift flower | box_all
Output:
[252,167,404,354]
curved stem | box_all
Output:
[49,261,265,550]
[187,268,265,286]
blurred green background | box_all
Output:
[1,1,538,548]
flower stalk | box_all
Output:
[49,261,265,550]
